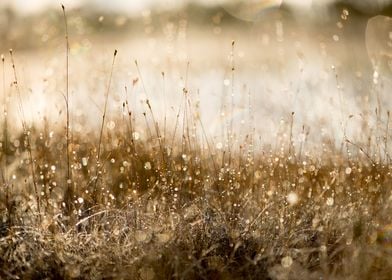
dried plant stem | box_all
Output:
[143,112,153,141]
[182,62,190,161]
[62,4,73,215]
[124,86,135,153]
[228,40,235,166]
[298,125,306,161]
[385,111,390,163]
[1,55,6,179]
[345,138,376,166]
[161,72,167,147]
[93,49,118,202]
[170,96,183,166]
[9,49,41,220]
[2,54,11,226]
[135,60,165,167]
[199,118,218,174]
[289,112,295,157]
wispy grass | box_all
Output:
[0,6,392,280]
[9,49,41,221]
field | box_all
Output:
[0,3,392,279]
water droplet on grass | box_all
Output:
[139,266,155,280]
[133,132,140,140]
[281,256,293,268]
[287,192,298,205]
[135,230,148,242]
[156,232,171,244]
[326,197,334,206]
[106,121,116,130]
[144,162,152,170]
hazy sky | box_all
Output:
[2,0,217,14]
[1,0,319,15]
[1,0,390,15]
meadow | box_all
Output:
[0,3,392,279]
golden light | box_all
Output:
[222,0,283,21]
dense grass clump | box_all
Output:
[1,105,392,279]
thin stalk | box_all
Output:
[161,72,167,147]
[199,118,218,175]
[346,139,376,166]
[170,97,183,160]
[62,4,73,214]
[181,62,190,161]
[1,55,5,178]
[288,112,295,157]
[143,112,153,141]
[93,49,118,202]
[298,125,305,161]
[9,49,41,220]
[228,40,235,166]
[124,86,135,153]
[385,111,390,164]
[135,60,165,166]
[2,54,10,227]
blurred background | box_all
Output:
[0,0,391,144]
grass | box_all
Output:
[1,119,392,279]
[1,6,392,280]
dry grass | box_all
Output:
[1,6,392,280]
[0,83,392,279]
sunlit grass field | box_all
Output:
[1,4,392,280]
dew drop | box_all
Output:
[156,232,171,244]
[107,121,116,130]
[326,197,334,206]
[287,192,298,205]
[13,139,20,147]
[135,230,148,242]
[281,256,293,268]
[144,162,152,170]
[133,132,140,140]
